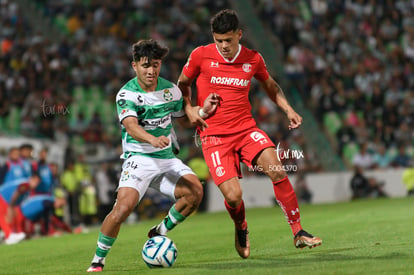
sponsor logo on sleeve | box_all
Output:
[117,99,126,106]
[250,131,268,145]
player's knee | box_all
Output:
[224,191,243,207]
[194,182,203,204]
[110,203,134,224]
[187,182,203,207]
[177,176,203,207]
[265,169,286,183]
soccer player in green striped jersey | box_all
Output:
[87,39,219,272]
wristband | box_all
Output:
[198,108,208,118]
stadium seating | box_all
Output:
[323,112,342,137]
[254,0,414,169]
[343,142,359,166]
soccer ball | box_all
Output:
[142,236,177,268]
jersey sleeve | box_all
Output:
[116,89,138,123]
[182,46,203,79]
[172,110,185,118]
[254,53,270,82]
[171,84,185,118]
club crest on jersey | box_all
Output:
[215,166,226,177]
[210,61,219,68]
[163,89,173,101]
[242,63,252,72]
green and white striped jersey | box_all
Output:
[116,76,184,159]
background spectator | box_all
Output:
[402,167,414,196]
[350,166,387,199]
[257,0,414,169]
[352,142,374,170]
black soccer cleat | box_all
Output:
[147,226,164,238]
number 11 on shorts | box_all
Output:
[211,151,221,167]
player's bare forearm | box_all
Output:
[177,73,209,130]
[261,77,302,129]
[122,117,169,148]
[175,116,192,128]
[174,93,220,128]
[177,73,194,113]
[273,81,294,115]
[124,119,155,143]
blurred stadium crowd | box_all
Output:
[257,0,414,168]
[0,0,413,242]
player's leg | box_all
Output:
[88,155,154,272]
[0,197,12,240]
[218,177,250,258]
[201,134,250,258]
[254,147,322,249]
[219,177,245,226]
[0,198,26,245]
[40,200,54,236]
[148,173,203,237]
[87,187,140,272]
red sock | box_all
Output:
[273,176,302,236]
[0,198,12,237]
[0,216,12,238]
[224,200,247,230]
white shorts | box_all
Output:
[118,155,195,202]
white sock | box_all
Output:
[92,254,105,265]
[157,221,168,235]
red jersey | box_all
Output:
[182,43,269,136]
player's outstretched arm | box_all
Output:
[9,183,30,207]
[202,93,221,115]
[122,116,170,148]
[175,93,220,129]
[260,76,303,130]
[178,73,209,130]
[6,183,30,223]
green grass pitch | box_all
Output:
[1,197,413,274]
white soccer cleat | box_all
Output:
[5,232,26,245]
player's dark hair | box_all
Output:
[132,39,169,62]
[210,9,239,34]
[19,143,33,150]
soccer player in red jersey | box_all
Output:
[178,9,322,258]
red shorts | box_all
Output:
[201,127,275,186]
